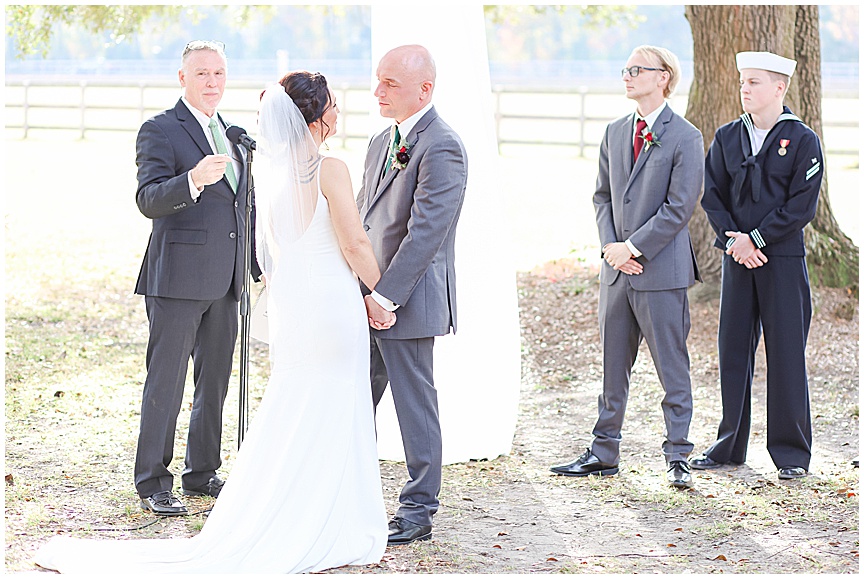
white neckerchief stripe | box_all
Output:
[740,112,802,156]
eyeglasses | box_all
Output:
[621,66,666,77]
[183,40,226,57]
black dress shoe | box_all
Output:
[667,460,693,489]
[689,454,725,470]
[778,466,807,480]
[140,491,188,516]
[550,448,619,477]
[182,475,225,498]
[387,517,432,545]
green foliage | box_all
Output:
[484,4,644,29]
[6,5,182,58]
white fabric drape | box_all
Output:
[370,5,521,464]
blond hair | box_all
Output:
[632,45,681,98]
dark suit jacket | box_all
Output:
[134,99,259,301]
[593,105,704,291]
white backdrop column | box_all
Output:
[370,4,521,464]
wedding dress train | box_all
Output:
[35,183,387,573]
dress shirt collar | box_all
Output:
[633,101,667,133]
[393,102,434,143]
[181,96,221,132]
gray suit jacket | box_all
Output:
[134,99,260,301]
[357,106,468,340]
[593,105,703,291]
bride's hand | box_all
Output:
[365,295,396,330]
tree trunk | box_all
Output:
[683,5,857,299]
[794,5,859,289]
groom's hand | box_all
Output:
[365,295,396,330]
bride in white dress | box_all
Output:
[34,73,390,573]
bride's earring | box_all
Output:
[320,123,330,151]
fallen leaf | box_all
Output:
[462,496,473,502]
[635,533,642,537]
[493,545,502,549]
[667,543,677,548]
[4,474,13,486]
[713,555,728,561]
[674,528,683,532]
[706,494,716,498]
[497,531,508,536]
[547,557,558,562]
[54,390,65,398]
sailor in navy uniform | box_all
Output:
[690,51,823,480]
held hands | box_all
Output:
[364,295,396,330]
[190,154,231,189]
[725,232,768,269]
[602,242,643,275]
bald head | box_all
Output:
[384,45,436,84]
[375,45,436,122]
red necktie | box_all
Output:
[633,118,648,164]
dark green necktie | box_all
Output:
[384,125,401,175]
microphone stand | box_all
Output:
[238,147,254,449]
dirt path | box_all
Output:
[4,262,858,574]
[363,262,859,574]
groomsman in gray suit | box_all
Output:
[550,45,703,489]
[358,45,467,544]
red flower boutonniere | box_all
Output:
[639,130,661,150]
[390,138,413,171]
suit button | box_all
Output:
[234,201,239,208]
[624,199,631,204]
[364,225,370,231]
[229,232,236,239]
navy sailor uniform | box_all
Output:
[701,105,823,470]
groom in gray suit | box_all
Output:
[550,46,703,489]
[358,45,467,545]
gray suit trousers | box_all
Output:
[591,275,694,464]
[134,293,237,498]
[370,334,440,526]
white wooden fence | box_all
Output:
[4,79,858,156]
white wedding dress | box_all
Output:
[35,91,387,572]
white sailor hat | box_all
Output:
[736,51,797,76]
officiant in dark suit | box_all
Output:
[550,46,703,489]
[133,40,260,515]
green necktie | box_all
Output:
[209,118,238,191]
[384,125,401,175]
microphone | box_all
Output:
[226,125,257,150]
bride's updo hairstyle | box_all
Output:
[277,71,333,138]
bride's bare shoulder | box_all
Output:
[319,156,352,196]
[320,155,349,175]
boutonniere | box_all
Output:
[639,130,661,150]
[390,140,412,171]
